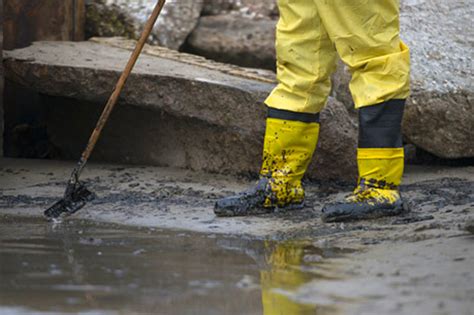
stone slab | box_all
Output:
[4,41,357,181]
[89,0,203,50]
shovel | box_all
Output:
[44,0,167,219]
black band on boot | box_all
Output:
[267,107,320,123]
[359,99,405,148]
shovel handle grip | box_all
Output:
[77,0,167,175]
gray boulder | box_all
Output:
[201,0,236,16]
[202,0,278,18]
[403,93,474,159]
[86,0,203,50]
[312,97,358,181]
[185,15,276,70]
[400,0,474,158]
[85,0,136,40]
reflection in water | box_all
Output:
[217,237,351,314]
[261,241,317,315]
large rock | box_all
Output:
[202,0,278,18]
[400,0,474,158]
[403,93,473,159]
[86,0,203,50]
[202,0,234,16]
[310,97,357,181]
[330,60,353,111]
[85,0,136,40]
[185,15,276,70]
[3,40,357,182]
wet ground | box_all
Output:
[0,215,353,315]
[1,158,473,314]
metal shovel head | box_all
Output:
[44,184,95,219]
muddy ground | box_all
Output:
[0,158,473,314]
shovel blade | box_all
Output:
[44,184,95,219]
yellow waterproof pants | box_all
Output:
[265,0,410,113]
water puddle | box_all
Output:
[0,215,353,314]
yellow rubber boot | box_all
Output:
[215,109,319,217]
[322,100,408,222]
[321,148,406,222]
[260,117,319,207]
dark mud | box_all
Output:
[0,215,351,315]
[262,177,474,241]
[1,169,472,241]
[403,178,474,209]
[0,176,223,212]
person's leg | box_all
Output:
[214,0,337,217]
[315,0,410,222]
[265,0,337,114]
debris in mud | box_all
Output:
[413,222,443,232]
[0,194,56,208]
[464,219,474,235]
[132,249,146,256]
[391,215,435,225]
[79,237,104,246]
[401,178,474,212]
[1,159,473,245]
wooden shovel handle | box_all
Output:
[81,0,166,164]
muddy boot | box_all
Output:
[321,100,408,222]
[214,178,271,217]
[214,177,293,217]
[321,187,406,222]
[214,108,320,217]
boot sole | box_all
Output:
[321,201,408,223]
